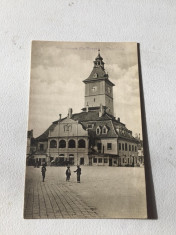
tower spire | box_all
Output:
[94,49,104,69]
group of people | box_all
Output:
[41,165,81,183]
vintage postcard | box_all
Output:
[24,41,147,219]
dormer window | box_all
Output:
[93,73,98,78]
[87,124,94,129]
[96,126,101,135]
[102,125,108,134]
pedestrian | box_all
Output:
[74,165,81,183]
[66,166,71,181]
[41,164,46,182]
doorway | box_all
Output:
[80,158,84,165]
[109,158,112,166]
[89,157,92,166]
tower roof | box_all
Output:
[95,49,103,60]
[83,50,115,86]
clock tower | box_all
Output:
[83,50,115,116]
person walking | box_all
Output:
[74,165,81,183]
[41,164,46,182]
[66,166,71,182]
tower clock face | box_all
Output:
[92,86,97,92]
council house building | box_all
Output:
[27,50,140,167]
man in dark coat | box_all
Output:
[41,165,46,182]
[66,166,71,181]
[74,165,81,183]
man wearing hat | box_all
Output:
[41,164,46,182]
[66,166,71,182]
[74,165,81,183]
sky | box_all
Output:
[28,41,142,138]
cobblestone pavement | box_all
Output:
[24,166,147,219]
[24,167,99,219]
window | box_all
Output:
[107,143,112,150]
[40,144,44,151]
[87,124,93,129]
[104,158,108,163]
[132,145,134,151]
[122,143,124,151]
[93,73,98,78]
[50,140,57,148]
[129,145,131,151]
[119,143,121,150]
[59,140,66,148]
[78,139,86,148]
[135,146,137,152]
[93,158,97,163]
[125,143,127,151]
[94,98,95,102]
[102,126,108,134]
[96,126,101,135]
[98,158,102,163]
[68,139,76,148]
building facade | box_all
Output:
[27,50,140,167]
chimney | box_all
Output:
[86,104,89,112]
[59,114,62,120]
[117,117,120,122]
[99,104,105,117]
[68,108,73,118]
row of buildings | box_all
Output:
[27,50,144,167]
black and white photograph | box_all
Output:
[24,41,147,219]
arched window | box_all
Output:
[59,140,66,148]
[78,139,86,148]
[50,140,57,148]
[68,139,75,148]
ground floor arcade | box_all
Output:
[28,153,141,167]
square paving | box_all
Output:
[24,166,147,219]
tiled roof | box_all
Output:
[71,110,114,122]
[83,68,114,87]
[35,110,138,143]
[35,123,56,141]
[87,120,118,138]
[112,120,139,143]
[83,66,107,82]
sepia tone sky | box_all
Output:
[28,41,142,138]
